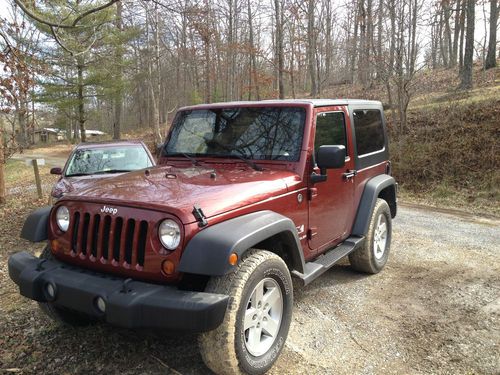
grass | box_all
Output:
[409,85,500,111]
[398,184,500,217]
[5,160,45,185]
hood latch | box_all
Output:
[192,204,208,228]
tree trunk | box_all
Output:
[459,0,466,71]
[452,0,461,66]
[274,0,285,99]
[154,4,162,140]
[444,0,453,67]
[431,16,438,68]
[367,0,374,82]
[325,0,332,81]
[460,0,475,89]
[485,0,498,69]
[204,37,211,102]
[17,100,28,148]
[113,1,123,140]
[439,12,449,67]
[388,0,396,76]
[349,4,359,83]
[409,0,418,74]
[226,0,234,100]
[358,0,368,84]
[248,0,260,100]
[376,0,383,79]
[307,0,318,96]
[0,125,5,205]
[77,57,86,142]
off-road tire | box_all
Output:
[37,247,96,326]
[199,249,293,375]
[349,198,392,274]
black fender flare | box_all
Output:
[352,174,397,236]
[20,206,52,242]
[178,210,305,276]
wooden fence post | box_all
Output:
[31,159,43,199]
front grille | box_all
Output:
[69,210,149,270]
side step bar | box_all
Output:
[292,236,365,286]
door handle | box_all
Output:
[342,170,357,180]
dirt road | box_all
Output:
[1,205,499,374]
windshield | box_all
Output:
[65,145,152,177]
[164,107,306,161]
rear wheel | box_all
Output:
[37,247,96,326]
[199,249,293,375]
[349,198,392,274]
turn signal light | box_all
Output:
[161,259,175,275]
[51,240,60,252]
[228,253,238,266]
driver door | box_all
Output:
[308,107,355,253]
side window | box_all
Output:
[353,109,385,155]
[314,112,347,154]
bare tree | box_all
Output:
[307,0,318,96]
[274,0,285,98]
[0,122,5,205]
[113,1,123,140]
[485,0,498,69]
[460,0,475,89]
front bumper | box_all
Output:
[8,251,229,332]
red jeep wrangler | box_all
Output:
[9,99,397,374]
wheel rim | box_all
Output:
[243,277,283,357]
[373,213,388,260]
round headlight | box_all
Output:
[159,219,181,250]
[56,206,70,232]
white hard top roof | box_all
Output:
[180,99,382,111]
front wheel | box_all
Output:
[349,198,392,274]
[199,249,293,375]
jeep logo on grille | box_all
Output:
[101,205,118,215]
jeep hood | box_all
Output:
[64,164,300,223]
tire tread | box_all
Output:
[199,249,287,375]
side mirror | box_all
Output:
[316,145,346,170]
[50,167,62,175]
[311,145,346,184]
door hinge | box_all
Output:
[308,188,318,200]
[342,169,357,180]
[307,228,317,240]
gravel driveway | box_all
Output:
[1,205,499,374]
[279,204,499,375]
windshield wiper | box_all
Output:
[65,172,90,177]
[166,152,201,166]
[92,169,132,175]
[203,138,263,171]
[229,154,263,171]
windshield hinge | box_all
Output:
[192,204,208,227]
